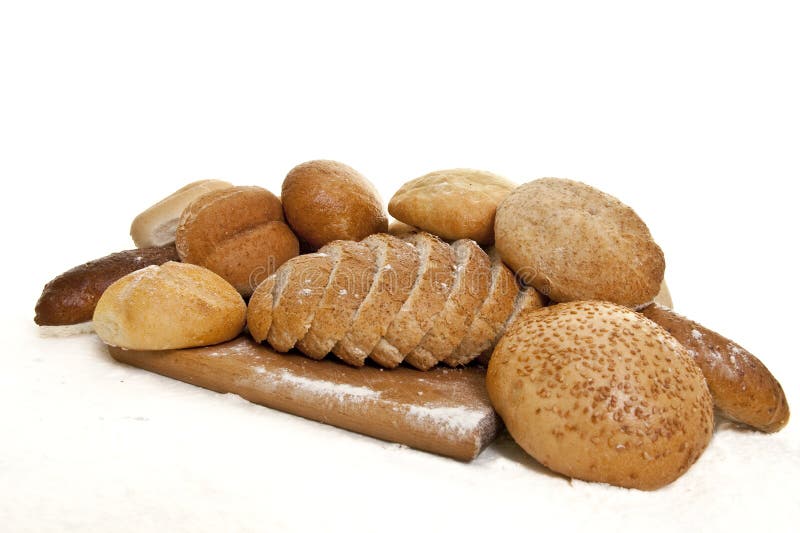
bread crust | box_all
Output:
[640,303,790,432]
[34,245,179,326]
[130,179,233,248]
[476,286,546,365]
[495,178,665,307]
[296,241,376,361]
[487,301,714,490]
[389,169,515,245]
[370,232,455,368]
[175,186,297,297]
[93,262,246,350]
[282,160,388,250]
[333,233,419,365]
[267,253,335,352]
[449,248,517,365]
[405,240,491,370]
[246,276,276,343]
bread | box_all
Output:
[475,286,546,365]
[495,178,665,307]
[130,179,233,248]
[640,303,790,433]
[387,220,420,238]
[370,232,456,368]
[246,232,504,369]
[449,248,517,366]
[296,241,376,362]
[332,233,419,365]
[404,239,491,370]
[34,244,179,326]
[389,169,516,245]
[176,186,299,297]
[281,160,388,250]
[260,253,335,352]
[487,301,714,490]
[93,262,246,350]
[653,279,673,308]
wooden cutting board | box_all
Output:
[107,336,501,461]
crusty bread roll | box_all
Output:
[130,179,233,248]
[495,178,665,307]
[247,233,503,369]
[281,160,388,250]
[176,186,299,297]
[404,239,491,370]
[389,169,516,245]
[640,303,789,433]
[34,245,179,326]
[487,301,714,490]
[93,262,246,350]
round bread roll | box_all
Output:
[130,179,233,248]
[487,301,713,490]
[176,186,299,297]
[495,178,665,307]
[93,262,246,350]
[281,160,388,250]
[389,169,515,245]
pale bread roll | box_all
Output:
[487,301,713,490]
[130,179,233,248]
[93,262,246,350]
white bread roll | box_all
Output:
[130,179,233,247]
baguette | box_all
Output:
[640,304,790,432]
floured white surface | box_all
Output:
[3,311,799,533]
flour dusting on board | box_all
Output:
[404,404,487,437]
[272,369,381,400]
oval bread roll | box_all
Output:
[640,303,790,433]
[389,169,516,245]
[130,179,233,248]
[176,186,299,297]
[93,262,246,350]
[282,160,388,250]
[487,301,714,490]
[495,178,665,307]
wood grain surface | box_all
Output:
[107,335,501,461]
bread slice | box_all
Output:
[297,241,376,361]
[405,240,491,370]
[246,275,277,343]
[475,285,546,366]
[332,234,419,366]
[447,248,517,366]
[370,232,455,368]
[267,253,334,352]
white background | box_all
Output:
[1,1,798,532]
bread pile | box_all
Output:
[33,161,790,491]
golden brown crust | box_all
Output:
[175,186,297,297]
[93,262,246,350]
[34,245,180,326]
[450,248,517,365]
[387,220,420,238]
[281,160,388,250]
[476,286,546,365]
[389,169,516,245]
[130,179,233,247]
[333,233,419,365]
[495,178,665,307]
[296,241,376,362]
[640,304,790,433]
[406,240,491,370]
[487,301,714,490]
